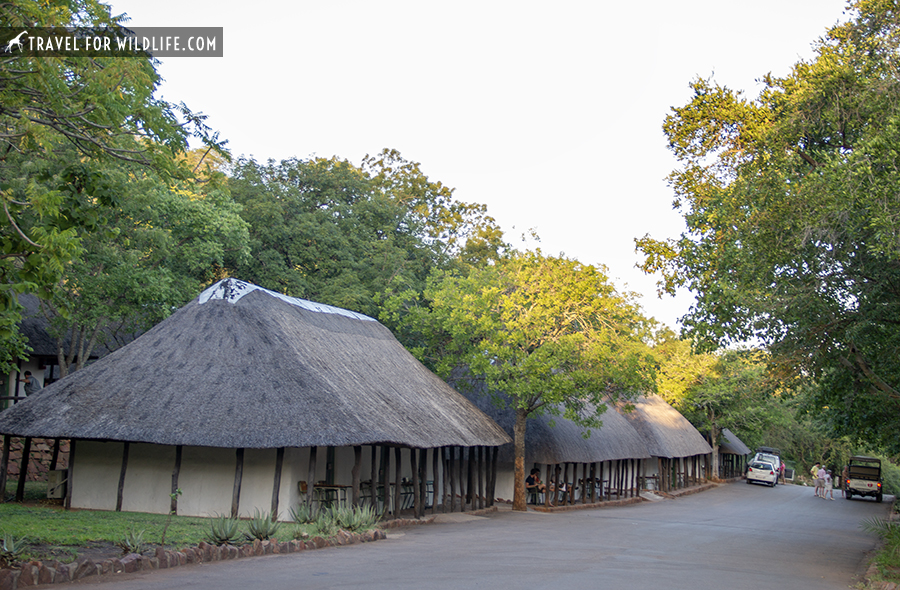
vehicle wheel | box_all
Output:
[876,493,883,503]
[746,479,751,485]
[770,481,775,487]
[846,492,852,500]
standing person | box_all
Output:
[811,462,821,496]
[817,465,827,499]
[841,465,850,498]
[18,370,41,398]
[779,462,786,484]
[824,469,835,500]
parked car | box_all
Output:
[751,446,782,474]
[746,461,778,487]
[846,456,883,502]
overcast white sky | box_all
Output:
[111,0,850,330]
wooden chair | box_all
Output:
[298,480,308,502]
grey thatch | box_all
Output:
[452,377,651,465]
[17,294,59,357]
[618,394,712,458]
[0,279,511,449]
[719,428,751,456]
[16,294,129,359]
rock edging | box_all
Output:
[0,529,386,590]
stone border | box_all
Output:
[0,529,386,590]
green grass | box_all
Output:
[0,486,377,564]
[0,503,211,559]
[2,480,48,503]
[861,506,900,586]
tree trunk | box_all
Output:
[512,407,528,511]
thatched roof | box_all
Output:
[719,428,751,456]
[0,279,511,449]
[16,294,129,359]
[17,294,66,358]
[617,394,712,459]
[452,375,651,465]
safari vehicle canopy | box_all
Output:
[847,456,882,503]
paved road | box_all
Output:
[77,483,892,590]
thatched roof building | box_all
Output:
[0,279,509,518]
[450,373,652,505]
[619,394,712,459]
[719,428,751,456]
[458,388,650,466]
[618,393,712,492]
[0,279,509,449]
[717,428,751,479]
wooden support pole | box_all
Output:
[432,447,439,514]
[393,447,401,518]
[231,447,245,518]
[418,448,427,515]
[306,446,318,511]
[0,434,10,503]
[581,463,588,504]
[553,464,561,505]
[544,464,551,508]
[442,447,450,513]
[411,447,421,518]
[49,438,61,471]
[465,447,474,509]
[116,441,130,512]
[431,448,443,514]
[448,447,457,512]
[370,445,378,508]
[379,445,389,518]
[351,445,362,507]
[590,462,597,503]
[64,440,76,509]
[477,446,484,510]
[16,437,32,502]
[171,445,183,515]
[488,447,497,507]
[271,447,285,518]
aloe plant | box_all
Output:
[116,527,146,555]
[289,503,317,524]
[204,514,242,546]
[246,509,280,541]
[0,532,27,567]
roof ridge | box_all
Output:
[198,278,377,322]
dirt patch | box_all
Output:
[25,541,127,565]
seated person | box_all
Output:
[526,468,546,493]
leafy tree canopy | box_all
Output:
[636,0,900,452]
[0,0,220,372]
[225,149,507,317]
[40,158,250,376]
[381,250,657,510]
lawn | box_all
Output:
[0,482,213,563]
[1,480,378,565]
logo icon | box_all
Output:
[5,30,27,53]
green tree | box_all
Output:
[226,152,506,317]
[657,343,784,475]
[382,250,656,511]
[636,0,900,452]
[0,0,218,372]
[38,167,250,376]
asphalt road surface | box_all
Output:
[76,482,892,590]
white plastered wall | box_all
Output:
[71,442,426,520]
